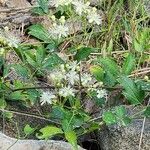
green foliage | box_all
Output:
[65,131,78,150]
[0,0,149,149]
[24,124,36,137]
[119,76,145,105]
[74,47,94,62]
[102,111,117,125]
[122,54,136,75]
[37,126,63,139]
[103,106,131,126]
[90,65,104,82]
[28,24,51,42]
[99,57,120,86]
[31,0,49,15]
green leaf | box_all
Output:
[90,65,104,81]
[37,0,49,13]
[114,106,131,126]
[36,46,46,66]
[51,106,65,120]
[102,111,117,125]
[9,91,27,101]
[37,126,63,139]
[0,98,7,109]
[65,131,78,150]
[115,106,126,118]
[74,47,93,62]
[3,112,13,119]
[121,117,131,126]
[42,53,64,70]
[119,76,145,105]
[99,57,120,86]
[24,52,37,68]
[122,54,135,75]
[12,64,29,78]
[107,38,113,52]
[135,80,150,91]
[31,7,46,15]
[143,106,150,117]
[99,57,120,77]
[28,24,50,42]
[24,124,36,136]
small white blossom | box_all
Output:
[97,89,107,99]
[49,0,72,7]
[66,61,79,71]
[49,24,69,39]
[59,86,75,97]
[66,70,79,85]
[81,73,92,86]
[72,0,90,15]
[0,28,21,48]
[40,91,56,105]
[87,7,102,25]
[49,70,65,83]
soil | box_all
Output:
[0,103,51,139]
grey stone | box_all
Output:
[98,107,150,150]
[0,132,85,150]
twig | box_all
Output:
[0,6,35,13]
[0,109,60,125]
[138,98,150,150]
[129,70,150,77]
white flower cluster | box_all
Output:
[49,0,72,7]
[0,27,21,48]
[48,16,69,39]
[41,56,106,104]
[49,0,102,25]
[40,55,107,105]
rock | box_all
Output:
[98,107,150,150]
[0,132,85,150]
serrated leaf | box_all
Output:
[28,24,50,42]
[42,53,64,70]
[74,47,93,62]
[36,46,46,66]
[37,0,49,13]
[115,106,126,118]
[65,130,78,150]
[122,54,135,75]
[37,126,63,139]
[24,52,37,68]
[12,64,29,78]
[119,76,145,105]
[90,65,104,81]
[102,111,117,125]
[99,57,120,86]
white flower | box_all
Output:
[59,86,75,97]
[87,7,102,25]
[0,28,21,48]
[49,0,72,7]
[72,0,90,15]
[81,73,92,86]
[49,24,69,39]
[49,70,65,83]
[66,70,79,85]
[66,61,79,71]
[40,91,56,105]
[96,89,107,99]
